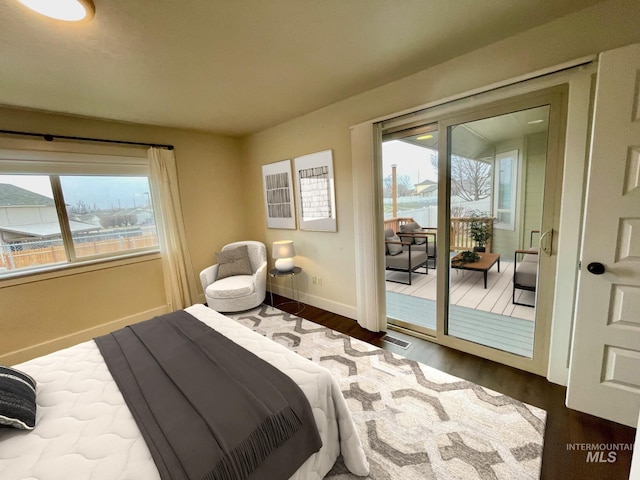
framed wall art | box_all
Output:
[262,159,296,229]
[294,149,337,232]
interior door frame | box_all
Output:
[351,58,595,379]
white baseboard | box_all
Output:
[268,286,357,320]
[1,305,169,366]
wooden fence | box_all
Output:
[0,234,158,271]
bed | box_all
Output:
[0,304,369,479]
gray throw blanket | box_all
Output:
[95,310,322,480]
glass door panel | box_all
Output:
[382,125,439,335]
[446,106,549,358]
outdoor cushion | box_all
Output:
[387,235,403,255]
[399,222,428,245]
[522,250,539,263]
[515,261,537,288]
[385,250,428,270]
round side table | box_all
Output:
[268,266,304,315]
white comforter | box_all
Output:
[0,304,369,479]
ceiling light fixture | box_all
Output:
[527,119,544,125]
[416,134,434,140]
[17,0,95,22]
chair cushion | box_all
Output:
[386,250,428,269]
[399,222,427,245]
[384,229,394,255]
[387,235,403,255]
[400,222,420,231]
[410,228,427,245]
[0,366,36,430]
[216,245,252,280]
[515,262,537,288]
[207,275,256,299]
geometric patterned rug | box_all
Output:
[228,305,546,480]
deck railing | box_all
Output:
[450,217,493,252]
[384,216,494,253]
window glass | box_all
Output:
[0,173,158,276]
[60,176,158,259]
[0,175,64,272]
[494,150,518,230]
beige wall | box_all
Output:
[242,0,640,317]
[0,106,245,364]
[2,0,640,363]
[522,132,547,249]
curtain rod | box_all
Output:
[0,129,174,150]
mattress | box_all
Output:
[0,304,369,479]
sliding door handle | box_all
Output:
[539,229,553,256]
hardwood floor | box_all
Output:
[267,294,637,480]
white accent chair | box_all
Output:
[199,241,267,312]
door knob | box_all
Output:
[587,262,605,275]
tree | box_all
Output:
[69,200,97,215]
[382,173,414,197]
[431,154,491,202]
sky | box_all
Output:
[0,174,52,196]
[0,175,152,210]
[382,140,437,186]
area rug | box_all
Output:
[228,305,546,480]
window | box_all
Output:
[0,145,159,276]
[493,150,518,230]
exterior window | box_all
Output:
[0,173,159,275]
[494,150,518,230]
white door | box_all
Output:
[566,43,640,428]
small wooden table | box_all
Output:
[451,252,500,289]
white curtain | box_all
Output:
[351,122,387,332]
[148,147,196,311]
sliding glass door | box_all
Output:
[381,87,566,374]
[382,124,439,336]
[445,105,549,358]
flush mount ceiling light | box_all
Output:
[527,119,545,125]
[416,134,434,140]
[17,0,95,22]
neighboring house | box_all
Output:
[0,184,99,246]
[414,179,437,197]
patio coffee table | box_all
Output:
[451,252,500,289]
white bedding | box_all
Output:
[0,304,369,479]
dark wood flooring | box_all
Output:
[266,294,637,480]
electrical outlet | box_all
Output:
[312,275,317,285]
[317,277,322,287]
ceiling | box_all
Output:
[399,106,549,158]
[0,0,602,136]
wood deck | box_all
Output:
[386,260,537,357]
[385,259,535,321]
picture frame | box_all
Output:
[294,149,337,232]
[262,159,296,229]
